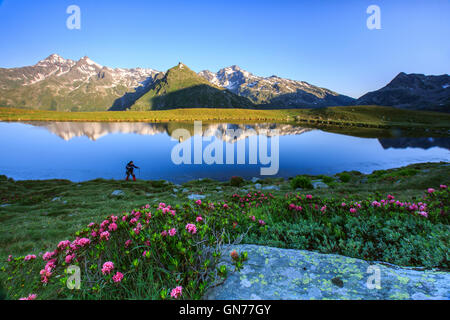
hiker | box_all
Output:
[125,161,140,181]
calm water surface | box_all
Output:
[0,122,448,183]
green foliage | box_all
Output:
[291,176,313,189]
[244,187,450,269]
[230,176,244,187]
[338,173,351,183]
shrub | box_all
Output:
[244,186,450,269]
[2,200,269,300]
[290,176,313,189]
[230,176,244,187]
[338,173,351,183]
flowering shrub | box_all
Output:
[244,186,449,269]
[2,198,268,300]
[231,191,274,209]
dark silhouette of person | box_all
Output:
[125,161,139,181]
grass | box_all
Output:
[0,162,448,263]
[1,106,449,133]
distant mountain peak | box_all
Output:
[356,72,450,112]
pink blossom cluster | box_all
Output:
[185,223,197,234]
[101,261,114,275]
[24,255,36,261]
[112,272,124,283]
[19,294,37,300]
[170,286,183,299]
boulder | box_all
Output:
[203,245,449,300]
[111,190,125,196]
[188,194,206,201]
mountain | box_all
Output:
[0,54,159,111]
[129,63,253,110]
[198,65,355,108]
[356,72,450,113]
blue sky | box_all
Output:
[0,0,449,98]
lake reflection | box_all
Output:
[0,121,448,183]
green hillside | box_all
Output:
[129,63,253,110]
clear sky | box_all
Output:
[0,0,449,98]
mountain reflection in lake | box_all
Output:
[0,121,448,183]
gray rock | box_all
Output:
[251,177,260,183]
[111,190,125,196]
[173,188,179,193]
[203,244,450,300]
[51,197,61,202]
[182,188,189,193]
[262,185,280,191]
[0,204,11,208]
[188,194,206,201]
[295,188,303,192]
[254,184,262,190]
[312,180,329,189]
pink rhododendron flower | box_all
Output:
[7,255,12,262]
[321,206,327,213]
[108,223,118,232]
[440,184,447,189]
[161,230,168,237]
[418,211,428,218]
[42,251,56,261]
[195,200,202,206]
[350,208,357,214]
[306,195,312,200]
[427,188,435,194]
[112,272,124,283]
[125,240,132,248]
[168,228,177,237]
[65,254,75,264]
[223,203,229,209]
[341,203,346,207]
[170,286,183,299]
[100,231,110,241]
[101,261,114,275]
[24,255,36,261]
[19,294,37,301]
[100,220,109,229]
[57,240,71,250]
[258,220,266,226]
[196,216,203,222]
[185,223,197,234]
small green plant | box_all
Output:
[290,176,313,189]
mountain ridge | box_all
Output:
[355,72,450,112]
[1,54,448,112]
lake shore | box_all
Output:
[1,106,450,134]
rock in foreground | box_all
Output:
[204,245,449,300]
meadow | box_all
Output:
[0,162,448,300]
[1,106,449,134]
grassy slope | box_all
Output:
[0,162,448,262]
[1,106,450,130]
[130,64,253,110]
